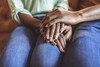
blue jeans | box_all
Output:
[0,17,62,67]
[1,19,100,67]
[61,20,100,67]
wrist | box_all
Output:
[35,20,42,30]
[74,11,83,24]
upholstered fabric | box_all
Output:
[0,0,18,54]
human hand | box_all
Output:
[41,9,82,27]
[55,24,72,52]
[41,23,72,41]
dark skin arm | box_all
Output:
[42,4,100,27]
[14,0,70,30]
[78,4,100,23]
[18,13,42,30]
[17,0,71,52]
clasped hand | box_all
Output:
[39,9,74,52]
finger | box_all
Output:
[41,29,47,41]
[42,16,58,27]
[60,34,67,47]
[40,30,45,39]
[42,16,50,27]
[54,23,60,40]
[60,23,65,33]
[65,28,72,40]
[52,40,57,45]
[45,18,62,27]
[63,25,70,35]
[40,27,46,35]
[45,9,58,17]
[60,25,69,34]
[55,39,65,52]
[58,35,66,49]
[64,26,72,40]
[49,24,56,42]
[46,9,61,21]
[45,27,50,42]
[42,10,61,27]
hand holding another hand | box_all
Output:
[42,9,82,27]
[40,23,72,52]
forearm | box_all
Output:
[78,4,100,23]
[18,13,41,29]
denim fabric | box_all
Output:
[0,16,62,67]
[0,26,35,67]
[30,37,63,67]
[62,20,100,67]
[1,16,100,67]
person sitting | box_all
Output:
[0,0,71,67]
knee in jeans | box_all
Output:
[72,30,91,41]
[10,26,33,38]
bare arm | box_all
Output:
[78,4,100,23]
[8,0,42,30]
[42,4,100,26]
[18,13,42,30]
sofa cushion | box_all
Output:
[0,0,18,54]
